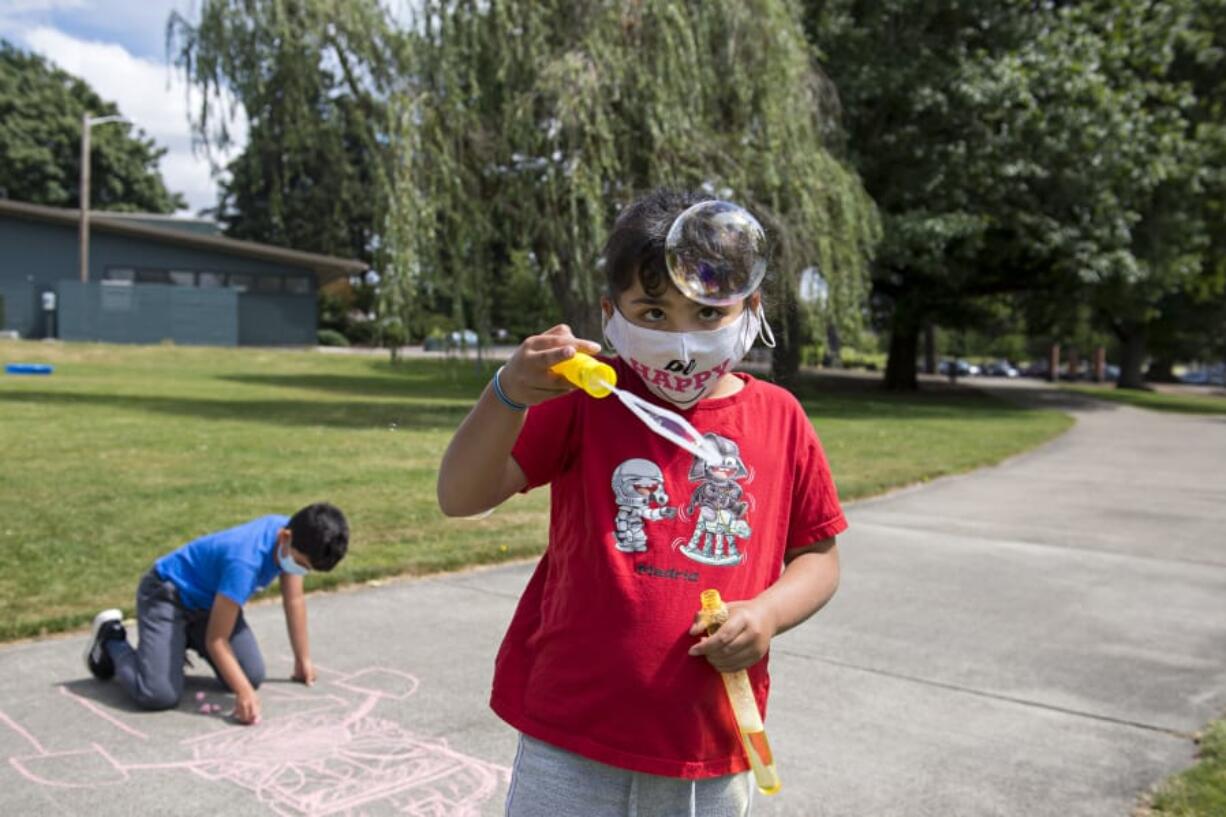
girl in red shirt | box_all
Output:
[438,189,845,816]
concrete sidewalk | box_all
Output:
[1,385,1224,816]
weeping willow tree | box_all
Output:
[386,0,879,381]
[169,0,878,377]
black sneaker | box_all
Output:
[83,609,126,680]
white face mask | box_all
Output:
[603,303,774,408]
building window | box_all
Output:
[285,275,311,295]
[227,274,252,292]
[102,268,135,285]
[198,271,224,288]
[135,269,171,285]
[168,270,196,286]
[254,275,283,293]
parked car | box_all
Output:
[1021,360,1049,378]
[983,360,1020,377]
[938,359,979,377]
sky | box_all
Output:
[0,0,247,216]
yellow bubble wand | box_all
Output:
[550,353,722,466]
[698,589,782,795]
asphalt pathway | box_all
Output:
[1,382,1223,816]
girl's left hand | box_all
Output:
[688,600,777,673]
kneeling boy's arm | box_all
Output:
[281,574,311,672]
[206,595,256,697]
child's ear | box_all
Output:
[599,294,614,322]
[278,528,293,549]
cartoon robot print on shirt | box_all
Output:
[611,458,677,553]
[680,433,752,567]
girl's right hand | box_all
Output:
[498,325,602,407]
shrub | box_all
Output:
[317,328,350,347]
[345,320,378,346]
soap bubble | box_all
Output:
[665,201,767,306]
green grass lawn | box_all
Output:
[1144,717,1226,817]
[1065,384,1226,415]
[0,341,1071,641]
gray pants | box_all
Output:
[505,734,754,817]
[105,567,265,710]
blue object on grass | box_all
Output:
[5,363,54,375]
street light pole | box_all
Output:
[78,113,130,284]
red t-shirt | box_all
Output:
[492,356,847,779]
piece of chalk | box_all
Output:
[195,692,206,701]
[199,704,210,713]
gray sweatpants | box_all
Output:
[505,734,754,817]
[105,567,266,710]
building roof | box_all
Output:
[0,198,367,283]
[94,211,223,237]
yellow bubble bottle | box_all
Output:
[698,589,782,795]
[550,352,616,399]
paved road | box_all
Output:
[1,384,1223,816]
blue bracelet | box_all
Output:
[492,366,528,412]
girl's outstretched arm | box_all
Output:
[437,325,601,517]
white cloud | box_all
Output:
[20,25,246,216]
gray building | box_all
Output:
[0,199,365,346]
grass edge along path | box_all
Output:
[0,342,1072,642]
[1065,384,1226,415]
[1138,716,1226,817]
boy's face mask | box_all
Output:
[279,542,310,576]
[602,302,773,409]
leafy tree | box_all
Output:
[1039,0,1212,389]
[809,0,1226,390]
[0,40,183,212]
[803,1,1065,389]
[385,0,880,382]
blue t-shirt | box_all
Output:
[155,515,289,610]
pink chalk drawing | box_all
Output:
[2,666,510,816]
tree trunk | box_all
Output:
[547,268,600,343]
[771,294,802,389]
[1145,356,1177,383]
[923,323,937,375]
[884,305,921,390]
[825,322,842,368]
[1116,327,1147,390]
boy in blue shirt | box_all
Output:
[83,502,349,725]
